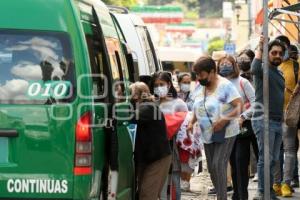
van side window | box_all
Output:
[0,30,75,104]
[85,33,106,101]
[136,27,156,74]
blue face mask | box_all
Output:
[219,64,234,77]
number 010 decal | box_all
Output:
[27,81,72,99]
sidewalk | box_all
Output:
[181,172,300,199]
[181,156,300,200]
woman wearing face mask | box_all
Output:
[237,49,259,178]
[237,49,255,83]
[176,72,202,191]
[130,82,172,200]
[177,73,191,102]
[151,71,188,200]
[187,56,242,200]
[217,55,256,200]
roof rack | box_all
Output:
[108,5,129,14]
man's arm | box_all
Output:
[251,35,264,75]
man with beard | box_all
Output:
[272,36,300,197]
[251,36,285,200]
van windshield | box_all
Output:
[0,30,74,104]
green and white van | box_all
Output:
[0,0,134,199]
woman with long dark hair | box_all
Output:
[151,71,188,200]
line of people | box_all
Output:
[129,34,300,200]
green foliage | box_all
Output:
[185,11,199,19]
[102,0,138,7]
[207,37,225,55]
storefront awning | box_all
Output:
[269,2,300,19]
[255,1,273,25]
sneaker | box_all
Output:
[291,180,299,188]
[227,186,233,194]
[207,187,216,195]
[253,192,263,200]
[180,180,190,191]
[272,183,282,196]
[207,186,233,195]
[281,183,293,197]
[253,173,258,182]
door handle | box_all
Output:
[0,130,18,137]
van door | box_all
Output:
[92,5,134,200]
[0,30,76,199]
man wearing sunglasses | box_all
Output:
[251,36,285,200]
[272,36,300,197]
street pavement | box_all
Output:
[181,156,300,200]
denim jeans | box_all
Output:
[160,172,181,200]
[252,119,283,194]
[172,171,181,200]
[282,123,299,184]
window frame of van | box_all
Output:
[135,26,158,74]
[95,8,133,103]
[0,29,75,105]
[110,13,136,83]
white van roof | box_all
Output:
[112,12,150,75]
[128,14,146,27]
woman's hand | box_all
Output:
[187,112,197,135]
[187,122,194,135]
[212,119,228,132]
[239,116,245,128]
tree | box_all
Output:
[102,0,138,7]
[207,37,225,55]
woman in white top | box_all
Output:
[217,54,255,200]
[152,71,188,200]
[187,56,242,200]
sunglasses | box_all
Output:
[270,50,283,57]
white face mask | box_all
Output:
[180,84,190,93]
[154,86,168,97]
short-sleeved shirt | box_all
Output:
[187,84,203,111]
[193,77,241,144]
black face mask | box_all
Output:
[238,61,251,71]
[199,78,210,86]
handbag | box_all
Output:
[203,88,228,143]
[285,87,300,127]
[237,79,253,138]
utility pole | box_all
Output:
[262,0,270,199]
